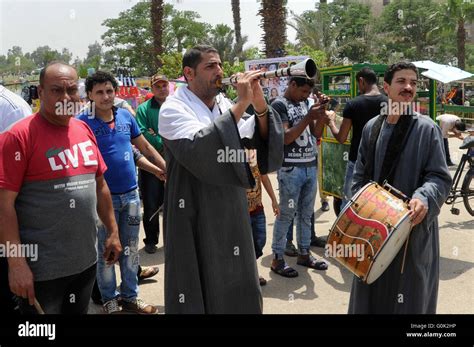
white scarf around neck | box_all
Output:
[159,86,255,141]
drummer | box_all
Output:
[348,62,452,314]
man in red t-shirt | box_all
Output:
[0,62,121,314]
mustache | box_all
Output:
[400,90,413,96]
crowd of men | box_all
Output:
[0,43,460,314]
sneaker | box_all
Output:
[103,298,122,314]
[144,244,158,254]
[121,298,158,314]
[138,266,159,281]
[284,241,298,257]
[320,200,330,212]
[310,236,327,248]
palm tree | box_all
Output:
[207,24,235,62]
[288,10,325,51]
[231,0,243,57]
[445,0,474,69]
[288,6,337,63]
[151,0,164,70]
[258,0,287,58]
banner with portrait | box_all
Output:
[245,56,309,101]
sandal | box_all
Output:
[297,254,328,271]
[138,266,159,281]
[271,259,299,278]
[284,241,298,257]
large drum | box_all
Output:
[327,182,412,284]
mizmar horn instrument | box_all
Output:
[216,58,318,88]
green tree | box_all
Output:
[1,46,35,75]
[30,46,62,67]
[86,42,102,62]
[289,0,374,65]
[82,42,103,70]
[329,0,374,64]
[285,44,328,69]
[60,48,72,64]
[375,0,443,62]
[442,0,474,69]
[156,51,183,79]
[206,24,235,62]
[240,46,263,61]
[102,2,211,75]
[466,44,474,72]
[289,10,326,51]
[102,1,155,75]
[7,46,23,59]
[168,10,210,52]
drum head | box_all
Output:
[366,214,411,284]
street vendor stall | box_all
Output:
[413,60,474,125]
[319,63,386,199]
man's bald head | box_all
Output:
[38,61,80,125]
[39,61,77,86]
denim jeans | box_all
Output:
[341,160,356,211]
[286,212,315,242]
[250,209,266,259]
[272,166,317,256]
[96,189,141,302]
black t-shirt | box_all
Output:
[271,96,316,167]
[343,94,388,162]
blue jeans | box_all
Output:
[341,160,356,211]
[96,189,141,302]
[250,209,266,259]
[272,166,317,256]
[286,212,315,242]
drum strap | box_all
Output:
[364,114,417,185]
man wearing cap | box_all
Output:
[135,74,169,253]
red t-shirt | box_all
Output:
[0,113,106,191]
[0,113,107,281]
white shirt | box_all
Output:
[0,85,32,132]
[436,113,460,138]
[159,87,255,141]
